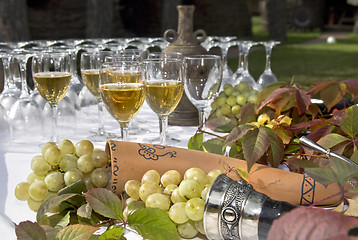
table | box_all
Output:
[0,101,200,239]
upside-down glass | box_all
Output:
[257,40,280,91]
[183,55,222,127]
[32,52,71,142]
[142,58,183,145]
[99,61,145,141]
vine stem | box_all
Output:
[285,152,329,158]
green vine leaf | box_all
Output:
[242,128,270,171]
[304,167,338,187]
[99,227,125,240]
[128,208,180,240]
[202,138,226,155]
[77,203,92,219]
[15,221,47,240]
[236,167,249,181]
[317,133,350,149]
[224,124,252,145]
[340,105,358,138]
[83,188,123,220]
[330,155,358,185]
[56,224,99,240]
[37,193,77,222]
[262,127,284,168]
[187,132,203,151]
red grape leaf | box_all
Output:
[15,221,47,240]
[239,103,256,124]
[224,124,252,145]
[342,79,358,99]
[295,87,311,115]
[262,127,284,168]
[257,87,293,113]
[320,81,346,111]
[309,80,336,95]
[267,207,358,240]
[340,106,358,138]
[206,116,236,132]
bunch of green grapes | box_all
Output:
[123,168,223,239]
[211,82,259,124]
[14,139,111,212]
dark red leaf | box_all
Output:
[342,79,358,99]
[306,125,333,142]
[309,80,336,95]
[256,87,293,113]
[239,103,256,124]
[285,119,324,133]
[295,87,311,115]
[267,207,358,240]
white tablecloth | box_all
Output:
[0,101,200,239]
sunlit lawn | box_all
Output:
[227,17,358,87]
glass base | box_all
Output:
[87,131,117,142]
[147,135,181,146]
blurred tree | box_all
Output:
[260,0,287,41]
[0,0,30,41]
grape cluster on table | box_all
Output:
[123,167,223,239]
[15,139,111,212]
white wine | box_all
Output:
[145,80,183,117]
[108,70,141,83]
[81,69,100,98]
[33,72,71,104]
[100,83,145,122]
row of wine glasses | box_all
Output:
[203,37,280,91]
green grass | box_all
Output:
[228,17,358,87]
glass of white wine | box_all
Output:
[32,52,71,142]
[142,57,183,146]
[99,61,145,141]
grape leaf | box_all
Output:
[236,167,249,181]
[55,211,71,229]
[295,87,311,115]
[340,105,358,138]
[99,227,125,240]
[239,103,256,124]
[267,207,358,240]
[77,203,92,219]
[206,116,235,132]
[202,138,226,155]
[262,127,284,168]
[317,133,350,149]
[83,188,123,220]
[257,87,293,113]
[330,155,358,185]
[304,167,338,187]
[224,124,252,145]
[242,128,270,171]
[257,81,287,104]
[127,208,180,240]
[187,132,203,151]
[37,193,78,222]
[15,221,47,240]
[343,78,358,99]
[320,81,346,111]
[56,224,99,240]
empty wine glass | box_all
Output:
[232,40,244,84]
[80,50,114,141]
[183,55,222,127]
[32,52,72,143]
[232,41,259,90]
[99,61,145,141]
[257,40,280,91]
[8,50,43,143]
[142,58,183,146]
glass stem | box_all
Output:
[159,116,167,145]
[265,46,272,71]
[198,110,206,128]
[19,63,29,98]
[50,103,58,143]
[119,122,129,141]
[97,99,105,135]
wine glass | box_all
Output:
[232,41,259,90]
[257,40,281,91]
[99,61,145,141]
[142,58,183,146]
[183,55,222,127]
[80,50,113,141]
[232,40,244,84]
[8,50,43,143]
[32,52,72,143]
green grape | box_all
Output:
[59,154,78,172]
[41,142,57,156]
[44,171,65,192]
[177,220,198,239]
[185,198,205,221]
[82,174,94,190]
[215,108,223,118]
[28,181,48,202]
[43,145,61,166]
[201,184,210,200]
[15,182,30,201]
[126,197,137,206]
[126,200,145,218]
[216,95,227,106]
[184,168,208,187]
[145,193,170,211]
[221,104,231,116]
[236,95,247,105]
[161,170,181,187]
[75,140,94,157]
[211,100,218,110]
[92,149,110,168]
[223,84,233,96]
[178,179,202,199]
[27,198,43,212]
[27,172,45,184]
[169,202,189,224]
[171,187,187,203]
[125,179,141,199]
[58,139,75,156]
[248,94,258,105]
[235,81,251,92]
[77,155,95,173]
[195,220,205,235]
[231,105,242,115]
[138,182,161,202]
[91,168,109,188]
[141,169,160,185]
[64,169,83,186]
[226,95,237,107]
[232,90,240,97]
[164,184,178,195]
[207,169,223,184]
[218,91,227,98]
[31,155,51,176]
